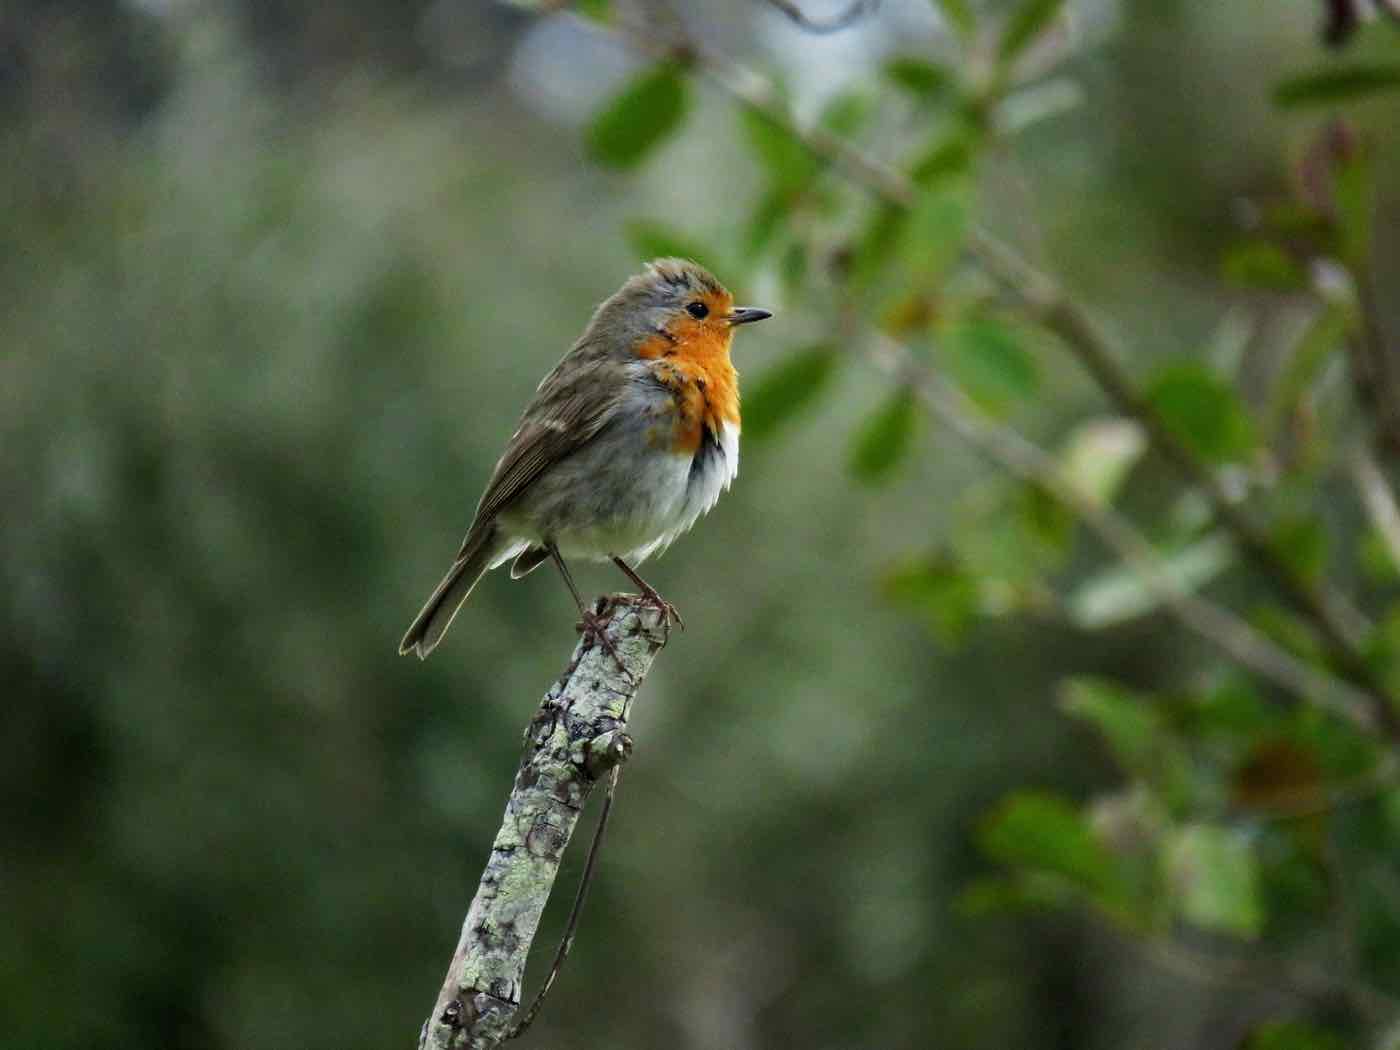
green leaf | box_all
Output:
[1018,484,1074,568]
[1289,700,1383,780]
[1244,1021,1348,1050]
[1061,679,1197,811]
[951,484,1069,587]
[1251,604,1328,666]
[575,0,611,22]
[850,388,918,483]
[910,133,974,188]
[742,345,839,441]
[942,317,1038,409]
[851,202,907,290]
[932,0,976,39]
[585,62,690,169]
[980,792,1128,908]
[624,220,723,275]
[884,554,979,643]
[819,90,875,137]
[999,0,1067,65]
[1057,417,1146,507]
[1068,534,1236,630]
[1273,64,1400,109]
[885,58,954,101]
[740,106,820,192]
[1360,528,1400,586]
[778,240,809,299]
[1188,679,1277,739]
[1060,678,1162,775]
[1334,154,1375,267]
[1145,363,1255,464]
[1262,200,1333,239]
[1166,824,1263,938]
[1221,241,1307,291]
[1267,304,1351,437]
[746,187,791,253]
[1271,515,1327,583]
[901,185,971,283]
[958,873,1082,916]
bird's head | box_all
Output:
[587,258,771,360]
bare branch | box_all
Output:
[760,0,878,34]
[419,598,668,1050]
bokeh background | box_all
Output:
[5,2,1400,1048]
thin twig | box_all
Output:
[760,0,878,33]
[568,8,1399,739]
[866,331,1379,732]
[1121,921,1400,1022]
[506,765,623,1042]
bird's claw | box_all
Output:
[576,608,632,679]
[634,587,684,635]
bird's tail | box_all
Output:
[399,526,500,659]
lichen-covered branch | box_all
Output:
[418,597,669,1050]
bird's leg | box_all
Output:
[549,544,628,673]
[611,556,684,632]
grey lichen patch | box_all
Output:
[419,597,667,1050]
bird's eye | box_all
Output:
[685,301,709,320]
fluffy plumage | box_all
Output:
[399,259,767,658]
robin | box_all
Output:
[399,258,772,661]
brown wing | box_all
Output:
[458,357,624,555]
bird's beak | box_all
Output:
[727,307,773,326]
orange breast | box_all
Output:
[637,330,741,455]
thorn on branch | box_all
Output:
[761,0,878,34]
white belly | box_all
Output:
[496,420,739,564]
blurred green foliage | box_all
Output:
[6,2,1400,1050]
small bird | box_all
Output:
[400,258,771,660]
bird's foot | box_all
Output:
[576,602,631,678]
[610,556,683,635]
[634,584,684,634]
